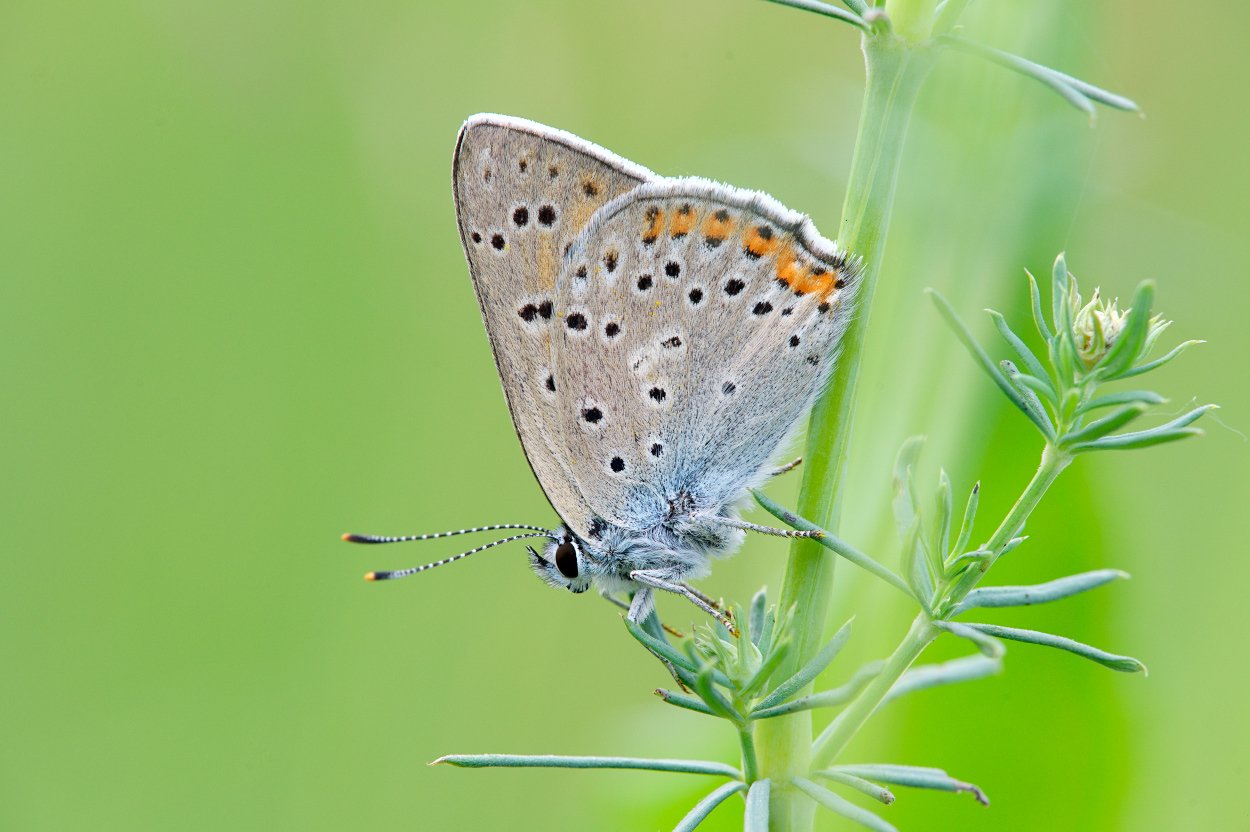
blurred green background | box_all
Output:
[3,1,1247,829]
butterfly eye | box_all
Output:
[554,540,578,579]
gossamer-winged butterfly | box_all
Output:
[345,115,858,634]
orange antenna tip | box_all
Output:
[364,571,378,581]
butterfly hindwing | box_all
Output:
[550,180,858,532]
[452,115,655,533]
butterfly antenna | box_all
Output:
[364,532,553,581]
[342,523,549,545]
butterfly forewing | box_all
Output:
[452,115,655,533]
[550,180,857,532]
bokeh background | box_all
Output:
[4,1,1247,829]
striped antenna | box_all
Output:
[342,523,549,545]
[364,532,553,582]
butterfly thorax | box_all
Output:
[582,508,745,584]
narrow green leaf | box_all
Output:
[1081,427,1204,451]
[1096,281,1154,378]
[1000,535,1027,555]
[630,619,735,690]
[929,289,1051,433]
[1051,254,1073,334]
[1012,370,1060,406]
[1044,64,1140,111]
[1141,317,1172,357]
[1060,404,1148,447]
[934,0,972,34]
[756,607,778,657]
[751,660,884,720]
[432,754,742,778]
[1025,270,1054,342]
[1119,339,1203,379]
[951,481,979,561]
[1001,360,1058,438]
[655,687,716,717]
[735,603,752,667]
[1076,389,1168,414]
[664,655,699,693]
[792,777,897,831]
[946,547,990,572]
[748,588,767,647]
[891,436,925,541]
[626,617,700,674]
[744,780,770,832]
[939,36,1137,116]
[753,489,917,600]
[702,628,734,669]
[884,654,1001,703]
[741,637,791,700]
[952,569,1129,615]
[904,522,935,609]
[933,620,1005,658]
[833,764,989,806]
[933,469,953,575]
[755,619,854,710]
[1070,404,1215,452]
[963,623,1146,673]
[987,309,1052,386]
[814,769,895,804]
[640,609,670,642]
[1051,324,1080,385]
[760,0,868,30]
[694,663,742,723]
[671,782,747,832]
[682,636,702,666]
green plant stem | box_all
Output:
[739,725,761,783]
[756,33,935,832]
[888,0,940,43]
[809,443,1073,768]
[812,612,938,766]
[944,443,1072,606]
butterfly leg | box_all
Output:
[703,515,824,539]
[769,457,804,477]
[630,570,739,637]
[606,590,684,637]
[681,582,724,613]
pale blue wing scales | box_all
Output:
[453,115,655,533]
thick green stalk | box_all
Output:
[756,34,935,831]
[887,0,940,43]
[810,443,1073,768]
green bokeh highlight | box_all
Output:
[2,1,1246,829]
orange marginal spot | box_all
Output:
[792,263,829,296]
[669,203,697,237]
[642,206,665,244]
[775,246,809,290]
[701,210,735,243]
[816,268,844,300]
[744,225,781,259]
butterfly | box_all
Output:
[345,115,857,634]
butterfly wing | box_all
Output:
[549,180,858,532]
[452,115,655,532]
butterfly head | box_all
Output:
[528,525,594,594]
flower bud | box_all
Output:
[1070,288,1167,370]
